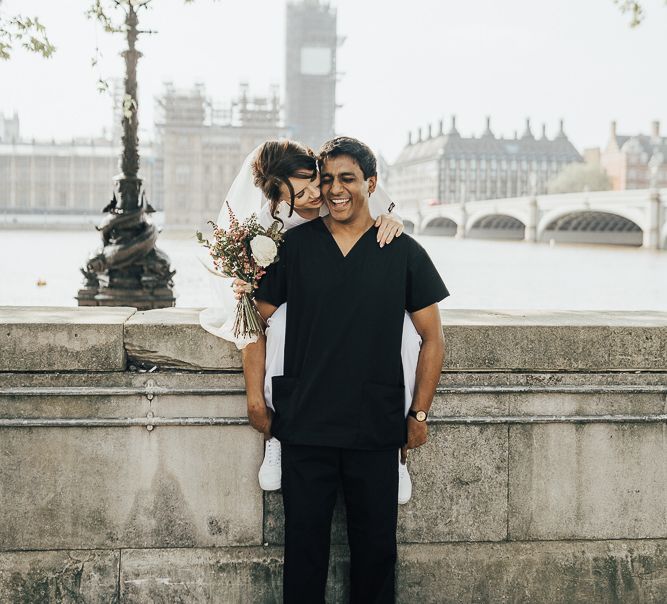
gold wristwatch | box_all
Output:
[408,409,427,422]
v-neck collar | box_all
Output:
[316,217,376,260]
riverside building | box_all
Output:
[387,116,583,209]
[0,112,162,223]
[600,121,667,191]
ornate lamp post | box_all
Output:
[77,1,176,309]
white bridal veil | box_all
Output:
[198,145,266,349]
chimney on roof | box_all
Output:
[557,118,566,138]
[448,114,459,135]
[541,123,547,139]
[651,120,660,139]
[438,119,444,135]
[522,117,533,139]
[417,127,422,142]
[610,120,617,139]
[427,124,432,139]
[408,131,412,145]
[483,116,493,137]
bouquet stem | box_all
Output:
[233,293,264,339]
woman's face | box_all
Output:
[280,170,323,211]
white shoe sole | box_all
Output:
[398,463,412,505]
[258,474,281,491]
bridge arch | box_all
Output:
[421,217,457,236]
[538,206,645,237]
[466,213,526,241]
[539,210,643,246]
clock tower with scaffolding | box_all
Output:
[285,0,340,151]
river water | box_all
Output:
[1,228,666,311]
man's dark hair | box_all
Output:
[319,136,377,180]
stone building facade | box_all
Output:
[0,83,285,229]
[156,83,287,229]
[600,121,667,191]
[388,116,583,209]
[0,134,162,216]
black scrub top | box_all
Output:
[256,217,449,450]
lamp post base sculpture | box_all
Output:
[76,178,176,310]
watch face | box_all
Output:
[416,411,427,422]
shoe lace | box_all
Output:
[265,439,281,465]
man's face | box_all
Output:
[320,155,377,224]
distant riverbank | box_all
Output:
[2,228,667,311]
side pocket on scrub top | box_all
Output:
[361,382,407,448]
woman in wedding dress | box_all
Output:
[200,140,421,505]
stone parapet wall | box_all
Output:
[0,306,666,602]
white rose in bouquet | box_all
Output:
[250,235,278,268]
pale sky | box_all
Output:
[1,0,666,162]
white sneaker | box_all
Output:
[258,437,282,491]
[398,456,412,505]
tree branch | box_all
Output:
[0,14,55,60]
[614,0,667,27]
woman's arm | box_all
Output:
[242,299,278,436]
[369,188,404,247]
[374,213,404,247]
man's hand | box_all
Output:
[406,415,428,450]
[247,399,273,437]
[375,213,404,247]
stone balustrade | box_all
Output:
[0,306,666,603]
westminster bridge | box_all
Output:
[400,188,667,249]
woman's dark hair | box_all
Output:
[318,136,377,179]
[252,140,317,219]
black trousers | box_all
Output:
[281,444,398,604]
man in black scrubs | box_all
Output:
[243,137,449,603]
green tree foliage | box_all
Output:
[614,0,667,26]
[547,163,612,194]
[0,0,206,61]
[0,0,55,60]
[84,0,214,92]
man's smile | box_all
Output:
[329,197,351,209]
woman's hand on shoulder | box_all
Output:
[375,213,404,248]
